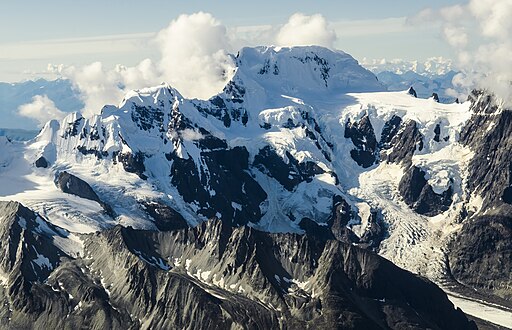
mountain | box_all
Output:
[0,78,83,130]
[376,70,461,103]
[0,45,510,328]
[0,200,476,329]
[0,128,39,141]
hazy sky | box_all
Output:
[0,0,464,82]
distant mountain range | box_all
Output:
[0,78,83,130]
[0,59,464,135]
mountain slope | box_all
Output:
[0,78,82,129]
[0,201,475,329]
[0,46,509,327]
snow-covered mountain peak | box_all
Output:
[234,46,385,97]
[116,83,183,110]
[0,46,476,250]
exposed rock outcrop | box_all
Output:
[344,115,378,168]
[55,171,114,216]
[382,120,424,167]
[34,156,49,168]
[398,166,453,216]
[448,215,512,301]
[447,91,512,300]
[0,203,476,330]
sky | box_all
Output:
[3,0,512,129]
[0,0,464,82]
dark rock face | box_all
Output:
[56,171,102,204]
[344,115,378,168]
[433,123,441,142]
[328,195,358,243]
[398,166,453,216]
[55,171,114,216]
[448,215,512,301]
[254,146,325,191]
[34,156,49,168]
[399,166,428,206]
[0,204,476,330]
[379,115,402,150]
[408,87,417,98]
[448,91,512,300]
[116,151,147,180]
[167,145,267,227]
[0,201,69,284]
[140,201,189,231]
[131,104,165,132]
[62,116,83,138]
[328,195,383,249]
[459,92,512,209]
[382,120,424,167]
[345,114,424,171]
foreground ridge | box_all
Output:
[0,201,475,329]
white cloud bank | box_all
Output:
[41,12,339,121]
[276,13,337,48]
[411,0,512,104]
[157,12,236,100]
[47,12,238,118]
[18,95,66,127]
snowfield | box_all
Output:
[0,46,506,327]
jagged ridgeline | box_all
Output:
[2,45,509,329]
[0,201,474,329]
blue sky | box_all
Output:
[0,1,466,82]
[1,1,462,40]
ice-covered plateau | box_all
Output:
[0,46,509,329]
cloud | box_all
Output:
[58,62,134,118]
[411,0,512,105]
[47,12,237,118]
[18,95,66,127]
[156,12,235,100]
[44,12,343,120]
[276,13,337,48]
[51,60,162,117]
[468,0,512,39]
[443,25,468,48]
[180,128,204,141]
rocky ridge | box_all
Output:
[0,46,509,327]
[0,201,475,330]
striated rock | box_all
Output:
[0,206,476,330]
[447,91,512,300]
[448,215,512,301]
[382,119,424,168]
